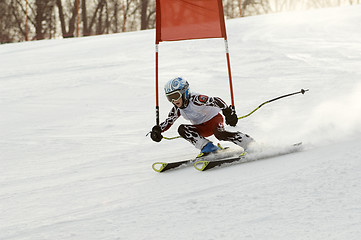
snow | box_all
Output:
[1,5,361,240]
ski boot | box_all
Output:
[197,142,220,158]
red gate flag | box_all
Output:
[156,0,227,43]
[154,0,235,125]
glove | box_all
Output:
[222,105,238,127]
[150,125,163,142]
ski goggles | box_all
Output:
[166,91,182,103]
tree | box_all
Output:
[1,0,14,43]
[34,0,56,40]
[56,0,78,38]
[139,0,156,30]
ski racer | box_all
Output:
[150,77,254,155]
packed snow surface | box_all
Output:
[1,5,361,240]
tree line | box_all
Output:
[0,0,360,44]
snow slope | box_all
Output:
[1,5,361,240]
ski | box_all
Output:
[152,143,302,172]
[194,142,303,171]
[152,147,243,173]
[194,155,245,171]
[152,159,194,172]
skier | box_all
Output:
[150,77,254,155]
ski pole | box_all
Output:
[238,89,309,120]
[163,136,182,140]
[154,89,309,140]
[146,131,181,140]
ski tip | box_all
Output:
[194,161,210,171]
[152,162,168,172]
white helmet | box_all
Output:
[164,77,190,108]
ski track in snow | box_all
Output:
[1,5,361,240]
